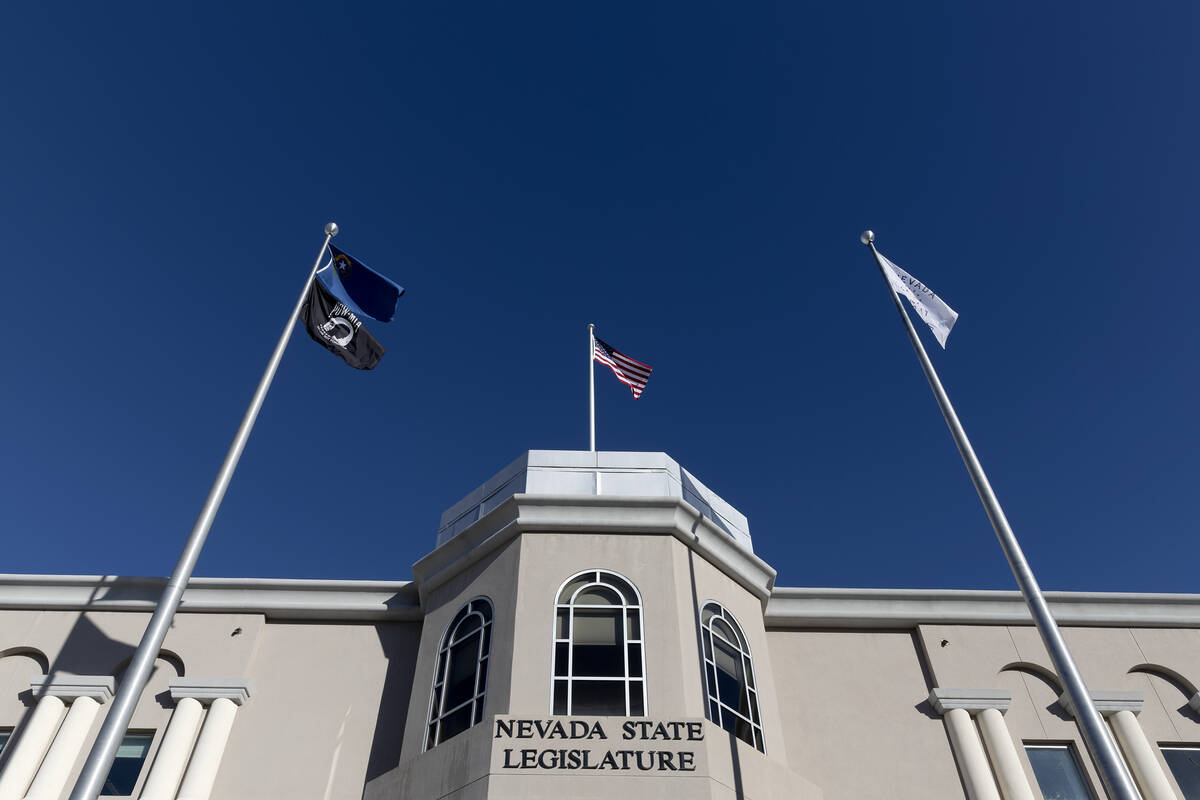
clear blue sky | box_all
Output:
[2,2,1196,593]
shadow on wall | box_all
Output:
[362,595,423,783]
[0,578,186,776]
[1000,662,1072,722]
[1129,664,1200,725]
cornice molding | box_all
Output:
[169,678,251,705]
[765,587,1200,629]
[1058,690,1143,718]
[0,575,420,622]
[413,494,777,609]
[928,688,1012,715]
[31,675,114,703]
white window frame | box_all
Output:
[700,601,765,753]
[551,569,647,716]
[425,596,493,750]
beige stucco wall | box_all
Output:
[765,628,967,799]
[0,608,420,800]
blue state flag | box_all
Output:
[318,244,405,323]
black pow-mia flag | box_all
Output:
[301,279,386,370]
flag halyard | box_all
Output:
[593,337,653,398]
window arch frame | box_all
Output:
[551,569,647,717]
[425,596,493,750]
[700,601,765,753]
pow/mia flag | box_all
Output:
[301,279,385,370]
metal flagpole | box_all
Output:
[860,231,1140,800]
[70,222,340,800]
[588,323,596,451]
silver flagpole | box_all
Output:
[70,222,340,800]
[860,231,1139,800]
[588,323,596,452]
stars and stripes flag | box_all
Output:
[593,337,653,399]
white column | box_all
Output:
[1109,709,1178,800]
[977,707,1036,800]
[23,696,100,800]
[944,707,1002,800]
[0,695,65,800]
[138,696,204,800]
[175,698,238,800]
[931,688,1014,800]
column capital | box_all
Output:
[169,678,251,706]
[929,688,1012,715]
[30,675,113,703]
[1057,689,1143,718]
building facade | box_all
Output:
[0,451,1198,799]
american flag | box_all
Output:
[593,337,653,399]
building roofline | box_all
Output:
[766,587,1200,629]
[0,574,421,622]
[2,576,1198,629]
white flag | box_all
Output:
[878,251,958,348]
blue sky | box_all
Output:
[2,2,1196,593]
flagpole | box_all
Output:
[860,231,1139,800]
[588,323,596,451]
[69,223,339,800]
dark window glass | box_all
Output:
[605,574,636,603]
[629,683,645,716]
[714,640,744,710]
[577,587,620,606]
[455,614,482,639]
[553,681,568,714]
[1025,745,1096,800]
[572,610,623,676]
[0,730,10,756]
[445,634,481,710]
[628,644,642,677]
[572,681,625,715]
[558,575,593,603]
[101,732,153,796]
[439,704,473,742]
[1162,748,1200,799]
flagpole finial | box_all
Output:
[860,230,874,245]
[325,222,339,237]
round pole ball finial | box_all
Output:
[325,222,339,237]
[860,230,875,245]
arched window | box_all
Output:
[701,602,764,752]
[426,597,492,749]
[552,570,646,716]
